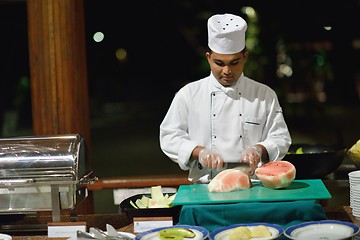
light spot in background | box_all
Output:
[116,48,127,61]
[93,32,104,43]
[315,53,326,67]
[353,39,360,49]
[323,26,332,31]
[278,64,293,78]
[242,6,256,19]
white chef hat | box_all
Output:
[208,13,247,54]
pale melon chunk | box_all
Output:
[251,225,271,237]
[135,199,148,208]
[150,185,164,200]
[228,226,252,239]
[129,200,138,209]
[138,195,150,207]
[131,186,177,208]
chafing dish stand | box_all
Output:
[0,134,97,229]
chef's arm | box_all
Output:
[191,146,205,160]
[186,146,204,168]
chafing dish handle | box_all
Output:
[0,179,35,186]
[79,170,98,185]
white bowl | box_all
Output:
[285,220,359,240]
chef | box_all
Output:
[159,13,292,183]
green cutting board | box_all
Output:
[172,179,331,206]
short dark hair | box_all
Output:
[206,47,247,54]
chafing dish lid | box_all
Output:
[0,134,85,182]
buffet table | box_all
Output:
[1,205,358,239]
[3,171,356,239]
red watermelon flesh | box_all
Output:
[255,160,296,189]
[208,168,252,192]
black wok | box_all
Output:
[282,144,347,179]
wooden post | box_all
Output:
[27,0,93,213]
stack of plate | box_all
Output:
[349,170,360,217]
[0,234,11,240]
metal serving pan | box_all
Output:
[0,134,97,215]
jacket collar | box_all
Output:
[210,72,244,99]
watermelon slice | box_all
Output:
[208,168,252,192]
[255,160,296,189]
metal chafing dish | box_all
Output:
[0,134,97,222]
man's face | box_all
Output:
[206,51,248,87]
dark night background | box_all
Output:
[0,0,359,177]
[0,0,360,214]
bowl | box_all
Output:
[284,220,359,239]
[119,193,182,223]
[283,144,346,179]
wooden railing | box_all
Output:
[87,174,192,190]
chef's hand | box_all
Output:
[198,148,225,170]
[239,145,262,175]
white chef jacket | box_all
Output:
[159,73,292,183]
